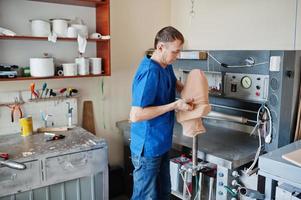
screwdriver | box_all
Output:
[59,88,67,97]
[45,88,50,98]
[30,83,38,99]
[40,82,47,98]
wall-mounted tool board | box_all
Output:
[0,90,78,136]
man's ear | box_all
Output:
[157,42,164,51]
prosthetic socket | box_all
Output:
[176,69,211,137]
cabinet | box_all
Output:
[0,0,110,81]
[0,127,109,199]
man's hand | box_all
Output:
[174,98,194,112]
[129,98,194,123]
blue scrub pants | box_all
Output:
[131,152,171,200]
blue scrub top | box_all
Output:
[131,56,177,157]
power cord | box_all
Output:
[207,53,269,68]
[246,104,272,175]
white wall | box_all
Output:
[295,0,301,49]
[106,0,171,165]
[171,0,297,50]
[0,0,171,166]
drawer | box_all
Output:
[45,148,107,184]
[0,160,40,197]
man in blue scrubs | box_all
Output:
[130,26,193,200]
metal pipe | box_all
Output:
[208,177,214,200]
[210,104,258,114]
[238,187,265,200]
[205,111,249,124]
[198,172,203,200]
[192,136,198,172]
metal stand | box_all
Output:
[180,135,215,200]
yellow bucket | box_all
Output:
[19,116,33,136]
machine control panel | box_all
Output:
[224,73,269,102]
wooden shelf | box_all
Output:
[1,0,111,80]
[0,35,109,42]
[0,74,109,81]
[29,0,108,7]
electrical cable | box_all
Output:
[263,105,272,143]
[207,52,269,68]
[100,77,106,129]
[207,52,210,71]
[246,128,262,175]
[179,169,192,198]
[224,185,237,197]
[193,174,200,200]
[246,104,273,174]
[249,123,259,136]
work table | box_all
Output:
[0,127,107,163]
[259,140,301,199]
[0,127,108,199]
[117,120,259,169]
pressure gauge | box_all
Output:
[241,76,252,89]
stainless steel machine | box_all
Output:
[170,50,301,200]
[116,50,301,200]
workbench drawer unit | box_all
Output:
[0,148,108,200]
[0,160,40,197]
[0,171,106,200]
[45,148,106,184]
[0,127,108,200]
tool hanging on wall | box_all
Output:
[30,83,38,99]
[68,88,78,97]
[6,97,23,123]
[190,0,196,18]
[39,82,47,98]
[49,89,56,97]
[100,77,106,129]
[59,88,67,97]
[44,88,50,98]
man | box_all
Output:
[129,26,193,200]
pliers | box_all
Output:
[7,98,23,123]
[0,152,9,160]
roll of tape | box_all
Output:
[101,35,111,40]
[90,33,102,39]
[57,69,64,76]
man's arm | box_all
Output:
[130,99,192,122]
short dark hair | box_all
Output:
[154,26,184,48]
